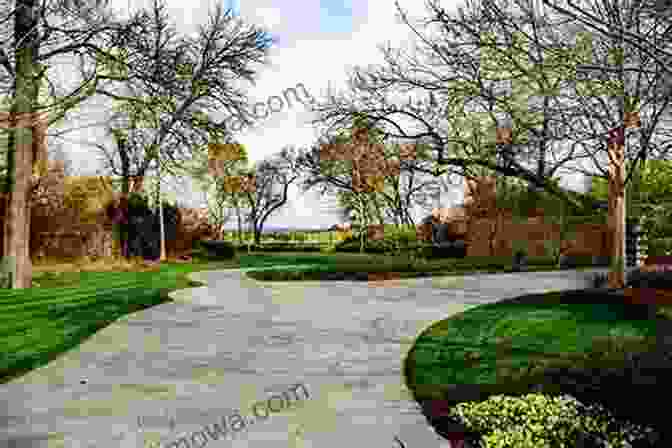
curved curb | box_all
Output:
[168,265,331,302]
[174,266,612,293]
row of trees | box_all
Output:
[175,0,672,286]
[3,0,672,288]
[294,0,672,288]
[0,0,274,287]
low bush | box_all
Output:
[240,243,322,253]
[558,254,599,268]
[524,349,672,446]
[525,256,558,267]
[198,240,236,259]
[426,242,467,259]
[333,235,412,254]
[436,391,663,448]
[627,266,672,289]
[645,237,672,256]
[589,272,609,289]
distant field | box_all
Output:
[219,225,420,245]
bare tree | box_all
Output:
[436,0,672,286]
[306,0,672,286]
[89,0,274,173]
[489,0,672,285]
[307,0,640,215]
[538,0,672,77]
[298,134,449,229]
[240,146,302,245]
[0,0,150,287]
[86,0,273,259]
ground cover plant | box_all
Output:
[403,286,672,447]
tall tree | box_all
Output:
[308,0,672,287]
[85,101,162,257]
[331,140,448,228]
[475,0,672,286]
[87,0,273,258]
[89,0,273,177]
[307,0,594,216]
[304,117,394,251]
[3,0,45,289]
[0,0,147,287]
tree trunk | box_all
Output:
[254,225,261,245]
[4,0,39,288]
[157,164,166,261]
[117,140,131,259]
[234,198,242,245]
[357,195,368,254]
[121,183,129,259]
[159,192,166,261]
[4,111,34,289]
[608,142,627,288]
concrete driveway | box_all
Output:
[0,267,608,448]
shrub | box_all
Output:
[442,392,660,448]
[320,244,337,254]
[293,232,307,242]
[198,240,236,259]
[333,237,396,254]
[427,241,468,259]
[530,356,672,446]
[123,193,179,259]
[244,243,322,253]
[525,256,558,267]
[382,225,418,250]
[589,272,609,289]
[626,266,672,289]
[558,254,596,269]
[645,237,672,257]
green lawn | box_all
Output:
[403,288,672,444]
[0,249,601,385]
[1,255,253,384]
[3,250,413,384]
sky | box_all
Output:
[35,0,649,230]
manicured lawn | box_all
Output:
[3,250,434,384]
[0,249,605,387]
[403,288,672,445]
[1,254,254,384]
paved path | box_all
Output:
[0,268,609,448]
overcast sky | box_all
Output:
[38,0,650,230]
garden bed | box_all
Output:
[242,256,585,282]
[404,287,672,447]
